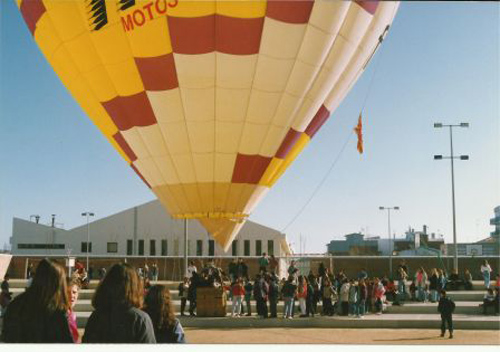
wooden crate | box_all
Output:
[196,287,227,317]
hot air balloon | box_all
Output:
[17,0,399,251]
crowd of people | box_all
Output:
[0,257,499,343]
[0,259,185,343]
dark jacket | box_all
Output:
[437,296,456,316]
[1,292,73,343]
[152,318,186,343]
[268,280,279,301]
[282,282,297,299]
[83,305,156,343]
[429,274,439,290]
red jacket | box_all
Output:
[232,284,245,296]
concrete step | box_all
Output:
[72,299,493,316]
[7,279,179,290]
[74,312,500,330]
[11,286,489,303]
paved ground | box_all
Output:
[183,328,500,345]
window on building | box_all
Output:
[267,240,274,256]
[18,243,65,250]
[107,242,118,253]
[232,240,238,256]
[196,240,203,256]
[150,240,156,256]
[161,239,168,256]
[244,240,250,256]
[138,240,144,256]
[81,242,92,253]
[208,240,215,256]
[127,240,133,255]
[188,240,192,256]
[256,240,262,256]
[174,239,179,256]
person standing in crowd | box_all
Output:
[26,263,34,279]
[258,253,269,273]
[98,267,107,281]
[0,274,11,317]
[288,260,299,280]
[2,259,74,343]
[396,267,408,302]
[187,261,197,279]
[348,280,358,317]
[398,260,410,278]
[151,263,159,281]
[340,279,350,316]
[297,276,308,317]
[67,278,81,343]
[231,278,245,317]
[415,267,428,302]
[258,275,269,318]
[178,277,189,316]
[374,278,386,315]
[321,278,335,316]
[282,276,297,319]
[438,290,455,339]
[306,277,315,317]
[83,263,156,343]
[429,269,439,302]
[188,272,199,317]
[357,279,367,318]
[268,276,279,318]
[143,285,185,343]
[244,279,253,316]
[481,260,492,289]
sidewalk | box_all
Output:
[184,328,500,345]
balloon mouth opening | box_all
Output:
[172,212,248,223]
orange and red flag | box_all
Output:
[354,113,363,154]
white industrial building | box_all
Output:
[10,200,292,258]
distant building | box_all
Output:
[10,200,292,259]
[446,206,499,256]
[326,233,379,256]
[327,225,446,257]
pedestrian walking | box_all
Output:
[438,290,455,339]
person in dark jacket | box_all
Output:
[437,290,455,339]
[268,276,279,318]
[188,272,199,317]
[305,277,315,317]
[1,259,74,343]
[143,285,186,343]
[244,280,253,316]
[82,263,156,343]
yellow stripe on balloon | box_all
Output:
[269,133,310,186]
[258,157,283,187]
[216,0,267,19]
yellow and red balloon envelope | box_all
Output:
[18,0,399,251]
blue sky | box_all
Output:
[1,1,498,253]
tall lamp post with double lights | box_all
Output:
[81,212,95,272]
[379,206,399,277]
[433,122,469,272]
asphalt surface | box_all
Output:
[183,328,500,345]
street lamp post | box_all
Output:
[434,122,469,272]
[81,212,95,272]
[379,206,399,278]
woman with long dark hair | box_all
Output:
[1,258,74,343]
[143,285,186,343]
[82,263,156,343]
